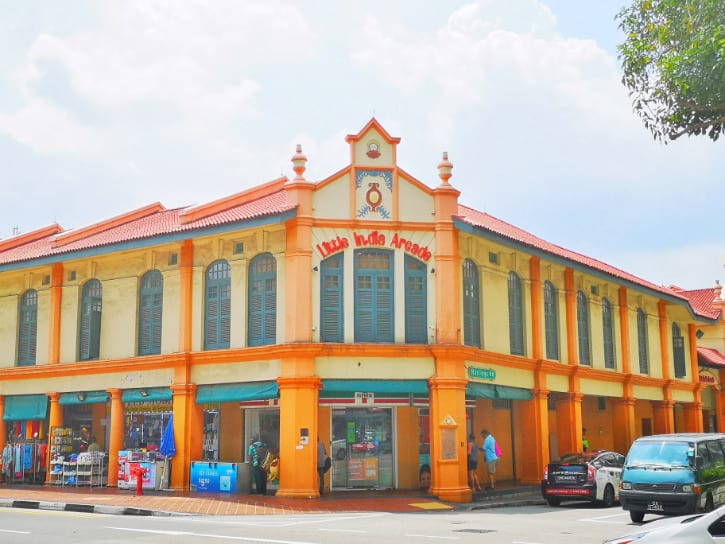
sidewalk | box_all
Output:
[0,482,544,517]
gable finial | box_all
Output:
[291,144,307,181]
[437,151,453,185]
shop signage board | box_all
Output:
[468,367,496,381]
[190,461,240,493]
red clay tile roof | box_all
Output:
[671,287,723,320]
[0,190,294,266]
[456,204,710,314]
[699,347,725,367]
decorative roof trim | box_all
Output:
[0,224,63,252]
[345,117,401,145]
[52,202,166,248]
[179,176,288,224]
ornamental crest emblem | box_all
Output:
[366,139,381,159]
[356,170,393,219]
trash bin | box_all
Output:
[238,462,252,494]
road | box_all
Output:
[0,503,644,543]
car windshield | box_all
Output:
[626,440,692,467]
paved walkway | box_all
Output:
[0,482,544,516]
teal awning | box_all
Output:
[196,381,279,403]
[122,388,172,403]
[321,380,429,396]
[59,391,109,405]
[466,383,531,401]
[3,395,48,421]
[466,382,496,399]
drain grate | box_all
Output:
[454,529,496,534]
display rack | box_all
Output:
[75,451,105,487]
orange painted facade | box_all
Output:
[0,119,720,502]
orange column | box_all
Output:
[177,240,193,384]
[564,268,578,365]
[683,402,704,433]
[45,392,62,483]
[428,357,469,503]
[530,257,543,361]
[276,375,321,498]
[170,384,202,490]
[106,389,124,487]
[687,323,704,431]
[652,401,675,434]
[0,396,5,480]
[519,388,549,483]
[613,397,637,453]
[48,262,64,364]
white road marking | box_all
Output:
[577,512,632,524]
[404,535,459,540]
[109,526,317,543]
[0,529,31,534]
[318,528,367,533]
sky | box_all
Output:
[1,0,722,291]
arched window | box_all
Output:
[577,290,591,365]
[138,270,163,356]
[355,249,393,343]
[508,272,524,355]
[405,255,427,344]
[602,297,615,369]
[205,260,231,350]
[672,322,686,378]
[18,289,38,366]
[463,259,481,348]
[248,253,277,347]
[544,281,559,360]
[320,254,344,342]
[637,308,649,374]
[79,279,102,361]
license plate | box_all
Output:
[647,501,664,512]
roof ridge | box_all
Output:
[52,202,166,248]
[0,224,63,252]
[179,176,288,224]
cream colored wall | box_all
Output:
[0,367,175,396]
[580,378,623,397]
[229,259,247,349]
[353,127,394,169]
[313,174,350,220]
[101,276,138,359]
[36,289,50,365]
[316,357,435,379]
[191,360,282,384]
[0,294,18,368]
[481,266,510,354]
[59,284,79,363]
[161,269,181,354]
[398,175,434,222]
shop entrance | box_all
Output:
[331,407,393,489]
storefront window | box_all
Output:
[203,405,220,461]
[124,401,172,450]
[331,407,393,489]
[245,408,280,488]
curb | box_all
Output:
[0,498,179,517]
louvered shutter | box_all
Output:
[321,255,344,342]
[405,255,427,344]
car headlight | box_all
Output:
[621,482,632,490]
[681,484,693,492]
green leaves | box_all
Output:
[616,0,725,141]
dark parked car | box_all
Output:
[541,450,625,507]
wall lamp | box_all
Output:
[430,268,436,274]
[139,390,149,398]
[76,392,86,402]
[312,266,319,272]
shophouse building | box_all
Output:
[0,119,718,502]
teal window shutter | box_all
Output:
[354,249,393,343]
[462,259,481,348]
[321,254,344,342]
[637,308,649,374]
[508,272,524,355]
[18,289,38,366]
[79,279,102,361]
[404,255,427,344]
[205,260,231,350]
[577,290,591,365]
[602,297,615,369]
[248,253,277,347]
[138,270,163,356]
[672,322,686,378]
[543,281,559,360]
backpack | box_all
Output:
[255,443,269,467]
[324,456,332,473]
[495,441,502,457]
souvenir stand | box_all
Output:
[2,438,48,484]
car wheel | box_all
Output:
[602,484,615,508]
[705,494,715,512]
[629,511,645,523]
[546,496,561,507]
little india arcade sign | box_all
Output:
[316,230,433,262]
